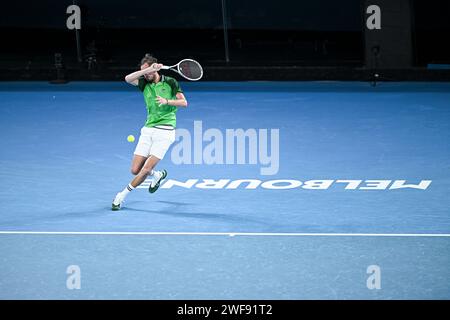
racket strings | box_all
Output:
[179,60,202,81]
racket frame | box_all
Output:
[160,59,203,81]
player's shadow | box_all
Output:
[122,200,278,227]
[4,206,121,227]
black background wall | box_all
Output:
[0,0,449,80]
[364,0,413,69]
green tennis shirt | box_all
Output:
[138,75,182,128]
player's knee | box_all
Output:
[140,166,153,176]
[131,167,140,175]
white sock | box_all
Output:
[121,184,135,197]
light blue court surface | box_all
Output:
[0,81,449,299]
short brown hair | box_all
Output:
[140,53,157,66]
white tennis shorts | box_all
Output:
[134,126,176,160]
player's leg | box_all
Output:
[112,155,158,211]
[112,128,152,210]
[130,155,161,188]
[131,154,147,175]
[146,128,175,193]
[123,127,175,196]
[112,127,174,210]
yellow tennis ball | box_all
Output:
[127,135,135,142]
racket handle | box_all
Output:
[160,66,170,70]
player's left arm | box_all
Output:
[156,92,188,108]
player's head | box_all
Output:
[140,53,158,81]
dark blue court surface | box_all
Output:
[0,81,449,299]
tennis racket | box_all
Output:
[161,59,203,81]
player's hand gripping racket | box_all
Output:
[160,59,203,81]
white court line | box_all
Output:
[0,231,449,237]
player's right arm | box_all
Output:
[124,63,163,86]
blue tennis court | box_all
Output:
[0,81,449,299]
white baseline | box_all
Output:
[0,231,449,237]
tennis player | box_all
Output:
[112,54,188,210]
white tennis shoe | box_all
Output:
[112,192,125,211]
